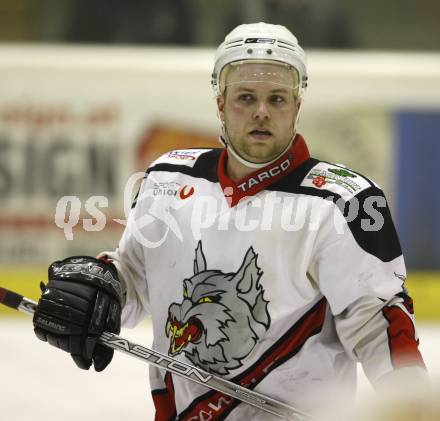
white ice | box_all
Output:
[1,319,439,421]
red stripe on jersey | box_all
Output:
[382,304,425,370]
[152,372,177,421]
[178,298,327,421]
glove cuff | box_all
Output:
[48,256,122,303]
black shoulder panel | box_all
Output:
[147,149,221,183]
[267,160,402,262]
[267,158,320,194]
[346,186,402,262]
[304,185,402,262]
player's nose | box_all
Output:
[252,100,270,120]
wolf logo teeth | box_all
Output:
[165,241,271,375]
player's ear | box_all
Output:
[217,95,225,123]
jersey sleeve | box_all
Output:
[99,175,151,327]
[308,184,426,385]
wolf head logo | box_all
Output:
[165,241,271,375]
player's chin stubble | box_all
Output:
[242,135,287,162]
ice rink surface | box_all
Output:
[1,319,439,421]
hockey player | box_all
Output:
[32,23,427,419]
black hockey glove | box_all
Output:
[33,256,122,371]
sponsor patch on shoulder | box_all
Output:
[151,149,211,168]
[301,162,372,199]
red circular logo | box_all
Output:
[313,176,327,188]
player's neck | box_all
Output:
[225,154,256,182]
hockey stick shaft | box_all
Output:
[0,287,312,421]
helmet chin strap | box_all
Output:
[220,106,302,170]
[220,130,296,169]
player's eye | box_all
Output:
[269,94,286,104]
[197,296,217,304]
[237,93,254,103]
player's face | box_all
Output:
[217,62,301,164]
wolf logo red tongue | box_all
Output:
[166,317,203,355]
[165,241,271,375]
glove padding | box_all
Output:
[33,256,122,371]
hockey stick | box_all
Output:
[0,286,313,421]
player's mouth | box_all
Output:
[249,128,273,140]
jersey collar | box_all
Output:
[217,134,310,207]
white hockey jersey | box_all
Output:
[103,135,425,420]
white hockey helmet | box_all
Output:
[212,22,308,98]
